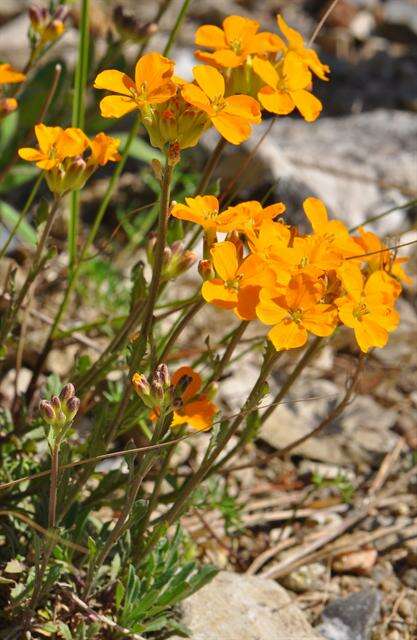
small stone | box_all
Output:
[318,588,381,640]
[281,563,327,593]
[398,597,413,620]
[401,568,417,589]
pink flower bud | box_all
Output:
[39,400,55,423]
[59,383,75,402]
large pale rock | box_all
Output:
[260,379,398,466]
[220,110,417,234]
[171,571,323,640]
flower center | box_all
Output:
[353,302,369,320]
[229,39,242,55]
[211,95,226,111]
[290,308,303,323]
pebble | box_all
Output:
[398,597,413,620]
[401,568,417,589]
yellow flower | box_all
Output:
[276,15,330,81]
[19,124,120,193]
[18,124,89,170]
[142,81,210,150]
[94,52,176,118]
[195,15,283,68]
[88,132,121,165]
[0,63,26,85]
[181,65,261,144]
[253,53,322,122]
[336,264,400,352]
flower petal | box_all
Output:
[210,240,238,281]
[99,95,137,118]
[277,15,305,48]
[202,280,237,309]
[193,65,224,100]
[268,320,307,350]
[303,197,328,231]
[195,25,227,49]
[93,69,133,96]
[135,52,174,94]
[258,87,294,115]
[224,95,261,123]
[181,82,211,112]
[211,111,252,145]
[253,56,278,88]
[290,88,322,122]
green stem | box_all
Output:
[139,158,173,346]
[158,298,204,362]
[260,336,323,425]
[205,320,249,388]
[25,119,141,399]
[142,342,280,557]
[195,137,226,194]
[162,0,193,57]
[69,0,90,276]
[48,445,59,529]
[1,197,60,347]
[0,173,43,261]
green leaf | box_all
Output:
[0,165,38,195]
[0,110,18,154]
[0,200,37,245]
[115,133,163,163]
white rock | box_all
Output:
[171,571,323,640]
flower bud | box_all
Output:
[51,395,61,411]
[132,372,156,409]
[146,232,157,266]
[39,399,56,424]
[162,246,172,264]
[53,5,70,22]
[113,5,157,43]
[154,363,170,388]
[65,396,80,421]
[151,380,164,401]
[198,259,215,281]
[179,250,197,272]
[0,98,17,119]
[29,4,47,28]
[59,383,75,402]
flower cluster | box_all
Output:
[0,63,26,118]
[93,13,328,154]
[18,124,120,193]
[172,196,409,354]
[133,365,217,431]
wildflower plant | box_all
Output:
[0,2,412,637]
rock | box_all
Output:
[281,563,327,593]
[235,111,417,234]
[318,588,381,640]
[260,378,398,465]
[171,571,323,640]
[401,567,417,589]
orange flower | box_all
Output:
[181,65,261,144]
[303,197,359,257]
[336,264,400,352]
[202,240,275,320]
[353,227,412,285]
[171,366,217,431]
[256,274,338,350]
[88,132,121,165]
[195,15,283,68]
[18,124,89,170]
[227,200,286,233]
[171,195,238,232]
[143,82,210,150]
[94,52,176,118]
[253,53,322,122]
[0,63,26,85]
[276,15,330,81]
